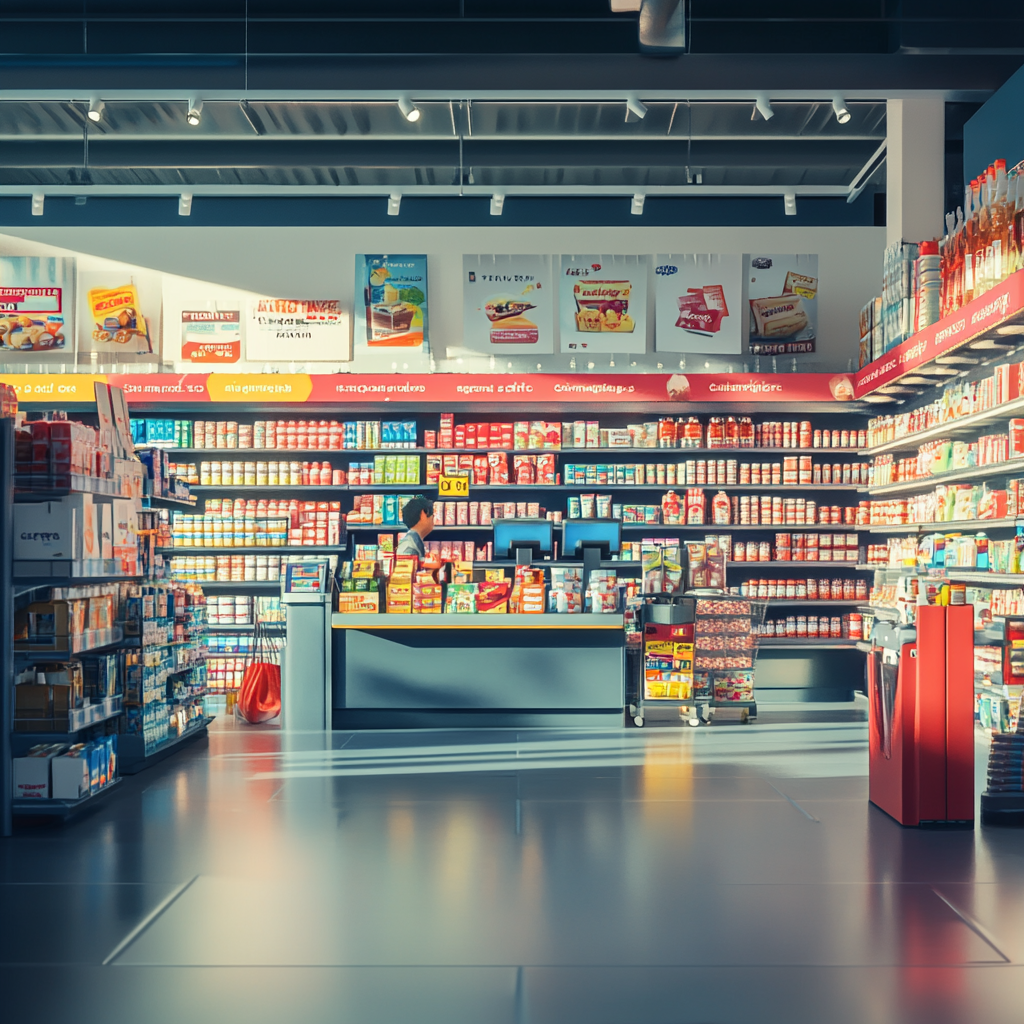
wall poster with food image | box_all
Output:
[654,253,743,354]
[356,254,428,350]
[78,269,162,357]
[558,255,648,354]
[462,255,553,355]
[0,256,73,354]
[744,254,819,356]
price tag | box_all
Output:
[438,473,470,498]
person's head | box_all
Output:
[402,495,435,533]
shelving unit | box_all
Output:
[11,778,122,820]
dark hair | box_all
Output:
[401,495,434,529]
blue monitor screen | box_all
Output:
[562,519,622,557]
[492,518,553,558]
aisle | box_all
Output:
[2,705,1022,1024]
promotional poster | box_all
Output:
[654,253,744,354]
[78,268,163,358]
[247,299,349,363]
[356,255,428,349]
[558,255,648,355]
[744,254,819,356]
[181,309,242,364]
[462,255,553,355]
[0,256,73,353]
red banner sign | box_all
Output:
[854,268,1024,397]
[1,370,856,405]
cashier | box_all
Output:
[397,496,435,559]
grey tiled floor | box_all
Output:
[3,699,1022,1023]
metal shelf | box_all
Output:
[189,580,281,592]
[14,473,135,503]
[758,638,860,649]
[729,561,870,570]
[868,517,1019,534]
[864,458,1024,497]
[860,395,1024,457]
[12,778,122,818]
[157,445,864,458]
[12,695,124,736]
[15,625,125,656]
[159,545,345,554]
[120,716,214,775]
[622,523,861,532]
[13,561,142,586]
[144,494,197,510]
[764,600,864,607]
[189,484,351,493]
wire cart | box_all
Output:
[628,593,699,727]
[629,592,765,727]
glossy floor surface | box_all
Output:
[3,701,1023,1023]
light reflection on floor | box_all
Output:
[3,700,1022,1024]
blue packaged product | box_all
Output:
[404,420,417,447]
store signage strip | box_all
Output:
[1,371,855,405]
[854,268,1024,398]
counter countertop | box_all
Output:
[332,612,625,630]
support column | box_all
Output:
[886,98,946,248]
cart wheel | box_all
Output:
[687,717,700,727]
[634,716,644,728]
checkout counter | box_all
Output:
[331,518,626,728]
[274,520,627,729]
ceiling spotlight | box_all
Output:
[397,96,421,122]
[178,193,193,217]
[186,98,203,126]
[87,97,105,123]
[31,193,44,217]
[754,94,774,121]
[783,192,797,216]
[387,193,402,216]
[631,193,645,216]
[997,324,1024,335]
[625,95,648,121]
[832,95,851,124]
[489,193,505,216]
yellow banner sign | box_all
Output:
[0,374,108,402]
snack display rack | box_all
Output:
[630,592,765,727]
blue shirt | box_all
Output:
[397,530,426,558]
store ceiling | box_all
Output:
[0,99,886,193]
[1,1,1020,200]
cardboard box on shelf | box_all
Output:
[51,748,91,800]
[13,495,99,561]
[12,744,67,799]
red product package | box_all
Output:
[675,289,724,335]
[473,455,490,484]
[536,453,557,485]
[513,455,536,485]
[487,451,509,485]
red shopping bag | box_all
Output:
[237,620,281,724]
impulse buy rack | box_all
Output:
[3,368,879,716]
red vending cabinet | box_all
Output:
[867,605,974,828]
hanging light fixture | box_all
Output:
[87,97,105,123]
[397,96,421,122]
[832,95,851,124]
[186,98,203,126]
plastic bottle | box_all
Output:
[1014,173,1024,273]
[975,176,991,298]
